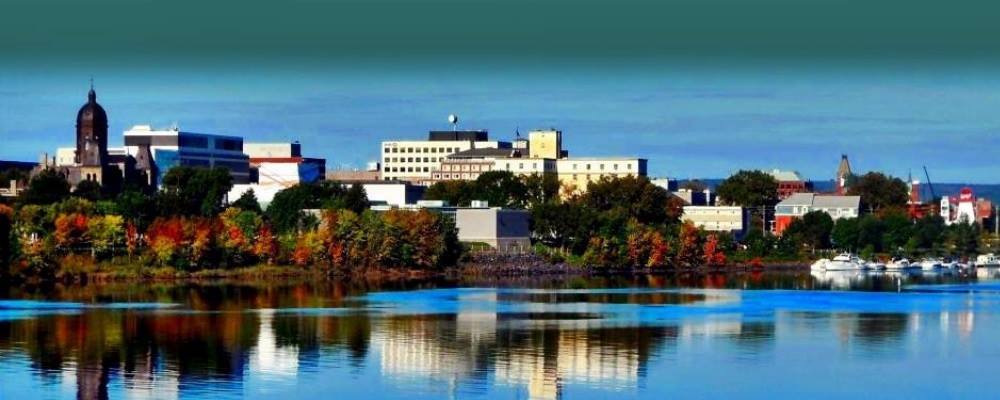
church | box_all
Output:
[37,86,156,191]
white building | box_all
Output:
[123,124,251,184]
[362,182,426,207]
[774,193,861,234]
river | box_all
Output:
[2,269,999,399]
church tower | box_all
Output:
[75,84,109,182]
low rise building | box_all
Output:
[244,142,326,186]
[682,206,749,238]
[455,207,531,253]
[774,193,861,235]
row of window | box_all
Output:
[384,157,442,163]
[433,173,478,180]
[441,164,491,172]
[567,163,631,171]
[385,146,460,154]
[385,166,431,173]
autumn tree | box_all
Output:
[21,168,71,205]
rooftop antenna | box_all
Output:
[448,114,458,131]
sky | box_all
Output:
[2,0,1000,183]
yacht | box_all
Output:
[976,254,1000,268]
[886,257,911,270]
[825,253,864,271]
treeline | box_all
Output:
[426,171,729,268]
[0,166,461,281]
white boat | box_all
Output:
[886,258,911,270]
[976,254,1000,268]
[867,260,887,271]
[941,260,960,270]
[810,258,831,271]
[919,258,942,271]
[825,253,864,271]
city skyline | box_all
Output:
[3,65,998,183]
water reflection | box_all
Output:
[0,271,998,399]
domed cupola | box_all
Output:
[75,85,109,166]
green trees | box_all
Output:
[230,189,263,213]
[21,168,70,205]
[159,166,234,216]
[0,205,12,274]
[424,171,530,208]
[266,181,369,234]
[73,180,103,201]
[847,172,908,213]
[583,175,673,225]
[783,211,834,252]
[716,170,779,208]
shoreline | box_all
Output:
[9,260,812,286]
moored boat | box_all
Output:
[976,254,1000,268]
[919,258,942,271]
[825,253,863,271]
[886,257,911,270]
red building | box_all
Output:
[768,169,813,200]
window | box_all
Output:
[586,164,591,170]
[519,163,524,169]
[384,147,390,153]
[613,164,618,170]
[423,167,429,172]
[384,157,389,162]
[600,164,605,170]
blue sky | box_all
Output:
[3,62,998,183]
[2,0,1000,183]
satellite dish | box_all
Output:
[448,114,458,125]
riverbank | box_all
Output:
[14,253,810,286]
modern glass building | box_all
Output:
[123,125,251,185]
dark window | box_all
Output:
[179,135,209,149]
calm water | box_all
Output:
[2,269,1000,399]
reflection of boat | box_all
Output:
[919,258,943,271]
[810,270,860,289]
[810,258,831,271]
[977,267,1000,280]
[975,254,1000,268]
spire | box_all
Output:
[87,77,96,103]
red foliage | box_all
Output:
[702,234,727,267]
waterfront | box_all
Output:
[2,270,1000,399]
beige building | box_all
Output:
[682,206,749,237]
[380,130,507,183]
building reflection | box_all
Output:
[0,276,985,399]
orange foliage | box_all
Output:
[54,213,88,249]
[702,234,727,267]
